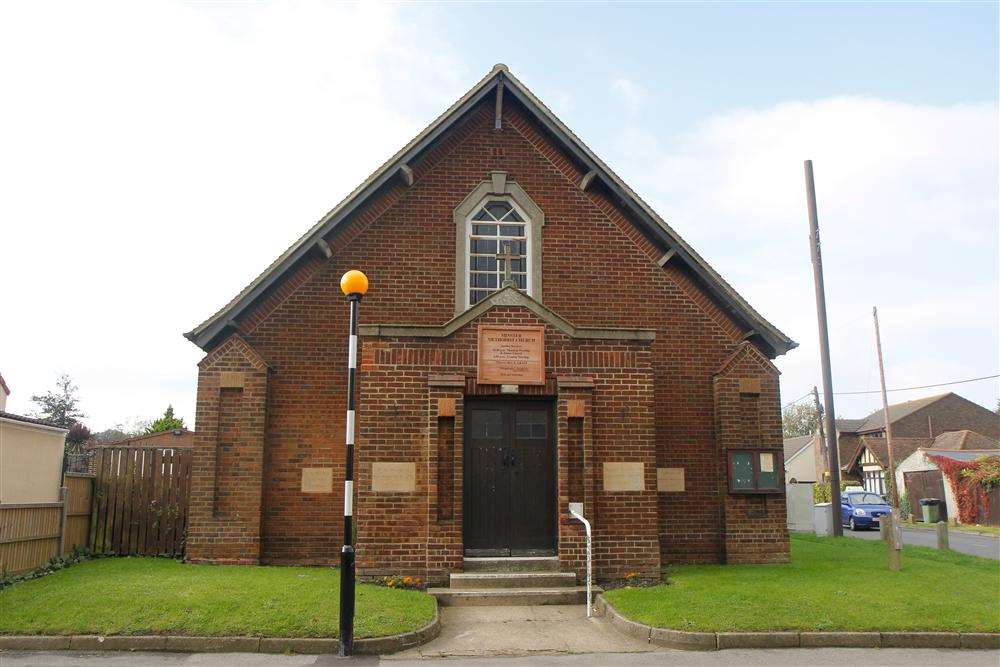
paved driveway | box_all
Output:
[843,525,999,559]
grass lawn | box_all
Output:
[604,533,1000,633]
[0,558,435,638]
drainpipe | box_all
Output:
[568,502,593,618]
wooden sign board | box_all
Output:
[301,467,332,494]
[372,462,416,493]
[657,467,685,492]
[477,325,545,385]
[603,462,645,492]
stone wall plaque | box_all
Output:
[372,462,416,493]
[603,462,644,492]
[657,467,685,492]
[477,325,545,385]
[301,467,332,494]
[739,377,762,394]
[438,398,456,418]
[219,371,245,389]
[566,399,585,419]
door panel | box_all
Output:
[464,408,507,551]
[464,400,555,556]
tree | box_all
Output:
[66,421,91,446]
[31,374,85,428]
[782,402,819,438]
[145,405,185,434]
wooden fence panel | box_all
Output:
[62,474,94,556]
[0,474,94,574]
[89,446,191,557]
[0,504,62,574]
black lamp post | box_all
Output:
[339,269,368,657]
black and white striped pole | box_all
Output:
[339,269,368,657]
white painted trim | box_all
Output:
[345,410,355,445]
[348,335,358,369]
[344,480,353,516]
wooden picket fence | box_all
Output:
[90,446,192,557]
[0,473,94,575]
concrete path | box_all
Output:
[843,525,1000,559]
[387,604,659,658]
[3,649,999,666]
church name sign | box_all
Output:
[477,325,545,385]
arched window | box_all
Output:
[466,199,530,306]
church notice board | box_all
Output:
[477,325,545,385]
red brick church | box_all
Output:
[184,65,797,584]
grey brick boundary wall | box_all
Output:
[0,606,440,656]
[596,595,999,650]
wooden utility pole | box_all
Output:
[804,160,843,536]
[812,386,827,474]
[873,307,899,509]
[873,306,902,570]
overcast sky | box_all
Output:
[1,1,997,430]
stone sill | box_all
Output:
[596,595,999,650]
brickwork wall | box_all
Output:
[713,344,790,564]
[187,334,268,564]
[188,92,788,568]
[354,305,658,581]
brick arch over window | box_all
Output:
[453,170,544,315]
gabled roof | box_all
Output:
[783,434,815,461]
[185,65,796,356]
[930,430,998,451]
[845,393,952,434]
[835,418,867,433]
[851,435,931,470]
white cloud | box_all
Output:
[611,77,647,114]
[0,0,466,428]
[608,97,999,416]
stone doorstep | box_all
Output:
[596,595,1000,651]
[0,607,441,656]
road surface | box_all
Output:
[2,650,998,667]
[843,524,999,559]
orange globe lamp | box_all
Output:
[340,270,369,298]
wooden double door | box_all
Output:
[463,399,556,556]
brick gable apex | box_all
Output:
[185,66,795,358]
[714,341,780,378]
[197,332,269,372]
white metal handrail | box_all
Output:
[568,502,593,617]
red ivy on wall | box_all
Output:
[928,455,1000,525]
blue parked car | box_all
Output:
[840,491,891,531]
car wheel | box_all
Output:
[849,518,858,531]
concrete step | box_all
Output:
[462,556,559,573]
[450,571,578,589]
[428,585,600,606]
